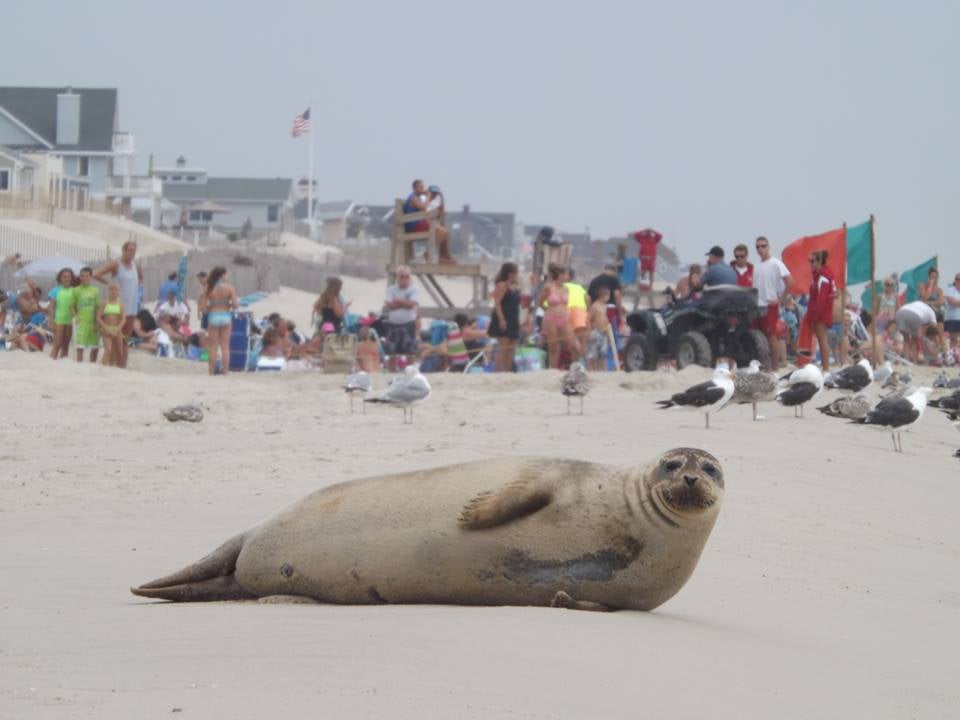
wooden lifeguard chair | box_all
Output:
[387,199,489,320]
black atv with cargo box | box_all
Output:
[621,285,771,371]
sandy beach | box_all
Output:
[1,352,958,719]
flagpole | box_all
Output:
[307,103,314,241]
[869,214,878,364]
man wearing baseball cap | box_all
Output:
[701,246,738,288]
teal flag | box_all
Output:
[899,256,938,303]
[845,221,871,285]
[861,279,884,310]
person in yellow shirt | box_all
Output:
[565,268,589,361]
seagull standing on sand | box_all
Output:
[365,365,431,424]
[657,367,734,429]
[817,394,872,420]
[730,360,778,421]
[776,363,824,417]
[936,408,960,459]
[343,371,373,414]
[561,362,590,415]
[873,360,893,387]
[824,358,874,393]
[851,386,932,453]
[930,390,960,411]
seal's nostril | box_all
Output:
[683,475,697,487]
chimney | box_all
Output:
[56,89,81,145]
[176,155,187,167]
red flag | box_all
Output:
[781,227,847,293]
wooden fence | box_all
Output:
[0,222,109,265]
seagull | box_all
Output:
[873,360,893,386]
[365,365,431,424]
[817,394,872,420]
[938,409,960,459]
[561,362,591,415]
[851,386,932,453]
[343,371,373,414]
[776,363,824,418]
[933,372,960,390]
[824,358,873,393]
[656,367,735,429]
[930,390,960,411]
[729,359,778,421]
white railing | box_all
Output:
[104,175,161,195]
[112,132,135,154]
[0,222,109,264]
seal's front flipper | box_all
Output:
[258,595,320,604]
[550,590,615,612]
[458,478,552,530]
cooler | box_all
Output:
[229,312,253,371]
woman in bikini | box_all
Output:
[538,263,580,369]
[97,282,125,367]
[199,266,239,375]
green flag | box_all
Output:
[899,256,938,303]
[845,221,871,285]
[861,279,884,310]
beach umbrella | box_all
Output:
[176,252,189,302]
[14,256,84,283]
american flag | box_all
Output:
[292,108,311,137]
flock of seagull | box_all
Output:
[341,358,960,457]
[650,357,960,455]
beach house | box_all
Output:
[158,157,294,233]
[0,86,137,203]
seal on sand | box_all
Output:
[131,448,724,611]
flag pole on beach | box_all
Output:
[307,103,314,241]
[869,214,878,364]
[292,105,314,239]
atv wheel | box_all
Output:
[737,328,772,369]
[676,331,713,369]
[623,334,657,372]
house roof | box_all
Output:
[0,87,118,152]
[294,198,354,221]
[0,144,34,166]
[163,177,293,204]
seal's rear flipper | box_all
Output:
[458,478,552,530]
[130,532,256,602]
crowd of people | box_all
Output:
[4,232,958,375]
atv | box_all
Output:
[621,285,771,371]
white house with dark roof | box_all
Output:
[158,157,294,231]
[0,86,134,198]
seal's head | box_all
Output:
[646,448,724,524]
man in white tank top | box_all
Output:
[94,241,143,368]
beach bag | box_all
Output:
[322,333,357,374]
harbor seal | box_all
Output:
[131,448,724,611]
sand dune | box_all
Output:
[0,353,958,718]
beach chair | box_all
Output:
[322,333,358,374]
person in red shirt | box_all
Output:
[632,228,662,286]
[730,243,754,288]
[807,249,838,371]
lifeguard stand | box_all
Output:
[387,198,488,319]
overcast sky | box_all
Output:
[6,0,958,278]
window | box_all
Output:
[189,211,201,222]
[188,211,214,222]
[186,175,197,182]
[78,157,89,176]
[267,204,279,223]
[171,175,183,181]
[0,169,9,191]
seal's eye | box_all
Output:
[702,463,718,478]
[662,460,682,472]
